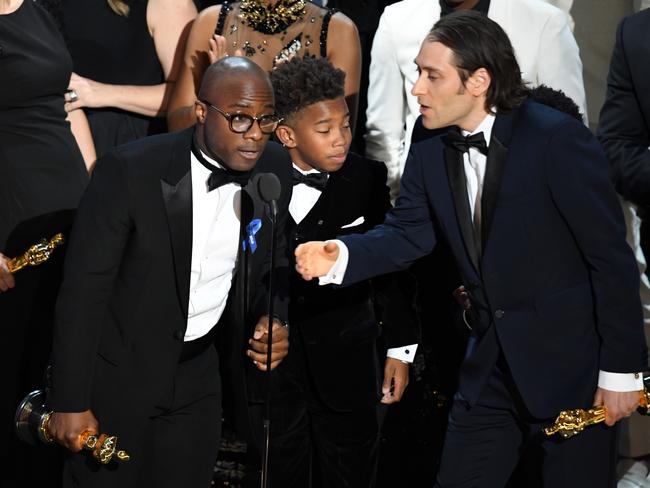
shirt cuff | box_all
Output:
[597,370,644,392]
[318,239,348,286]
[387,344,418,363]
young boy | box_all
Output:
[262,56,418,487]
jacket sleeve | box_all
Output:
[49,153,132,412]
[597,15,650,208]
[545,120,647,373]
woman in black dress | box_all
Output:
[0,1,93,486]
[61,0,197,158]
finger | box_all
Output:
[248,338,289,355]
[248,339,268,354]
[592,389,604,407]
[64,101,82,113]
[247,348,285,364]
[324,241,339,255]
[0,275,14,292]
[382,369,393,396]
[392,378,406,401]
[255,359,283,371]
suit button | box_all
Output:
[297,296,305,304]
[317,220,324,226]
[494,309,505,319]
[173,329,184,341]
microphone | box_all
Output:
[257,172,281,219]
[255,172,281,488]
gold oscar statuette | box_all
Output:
[544,386,650,439]
[41,412,130,464]
[7,233,65,273]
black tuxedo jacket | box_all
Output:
[287,153,417,411]
[48,128,292,439]
[598,8,650,211]
[340,101,647,419]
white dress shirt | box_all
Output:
[327,113,642,390]
[292,164,417,362]
[185,150,241,341]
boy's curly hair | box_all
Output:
[270,56,346,121]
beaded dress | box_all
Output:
[215,0,335,71]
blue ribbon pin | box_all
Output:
[243,218,262,253]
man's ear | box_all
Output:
[275,125,297,149]
[195,100,207,124]
[468,68,491,97]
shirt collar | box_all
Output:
[461,111,496,145]
[292,162,327,176]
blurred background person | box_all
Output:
[166,0,361,135]
[0,0,94,486]
[61,0,197,158]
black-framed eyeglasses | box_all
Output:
[200,100,281,134]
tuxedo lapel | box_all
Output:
[445,145,480,271]
[161,129,194,318]
[481,110,516,250]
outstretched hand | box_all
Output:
[294,241,340,281]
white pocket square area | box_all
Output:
[341,216,365,229]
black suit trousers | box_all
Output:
[435,353,617,488]
[63,345,222,488]
[249,327,380,488]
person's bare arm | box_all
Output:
[326,13,361,135]
[66,108,96,172]
[167,6,221,131]
[65,0,196,118]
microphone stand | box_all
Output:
[260,190,278,488]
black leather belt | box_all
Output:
[179,328,216,362]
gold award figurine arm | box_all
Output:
[545,388,650,439]
[7,233,65,273]
[80,431,131,464]
[543,407,606,438]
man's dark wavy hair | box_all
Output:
[427,10,528,113]
[269,56,346,121]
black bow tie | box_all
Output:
[191,138,250,191]
[292,168,328,191]
[442,131,489,156]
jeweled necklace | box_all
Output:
[239,0,306,35]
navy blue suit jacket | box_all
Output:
[340,101,647,419]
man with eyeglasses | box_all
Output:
[43,57,292,488]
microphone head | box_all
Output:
[256,172,281,203]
